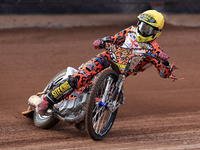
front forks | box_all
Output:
[101,76,113,103]
[110,74,125,112]
[99,74,125,113]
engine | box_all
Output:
[57,92,88,123]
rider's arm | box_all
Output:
[148,41,171,78]
[149,57,171,78]
[100,26,133,46]
[93,26,133,49]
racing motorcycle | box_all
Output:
[22,42,183,141]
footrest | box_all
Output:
[22,106,34,118]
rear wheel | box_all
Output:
[34,112,59,129]
[85,68,119,140]
[33,70,67,129]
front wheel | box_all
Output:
[85,68,119,140]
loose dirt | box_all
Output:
[0,19,200,149]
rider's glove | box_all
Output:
[158,53,169,62]
[93,39,103,49]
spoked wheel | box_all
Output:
[85,68,119,140]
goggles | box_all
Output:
[138,21,160,37]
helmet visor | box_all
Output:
[138,21,159,37]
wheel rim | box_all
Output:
[36,113,51,120]
[92,75,117,135]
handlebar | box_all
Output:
[104,42,184,82]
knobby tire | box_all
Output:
[85,68,119,140]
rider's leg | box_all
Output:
[37,51,111,115]
[36,75,77,115]
[73,51,111,88]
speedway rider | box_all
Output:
[37,10,171,115]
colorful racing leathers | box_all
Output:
[47,26,171,103]
[100,25,171,78]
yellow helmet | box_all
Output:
[136,10,164,42]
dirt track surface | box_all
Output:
[0,22,200,149]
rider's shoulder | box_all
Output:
[149,40,160,48]
[125,25,136,33]
[148,40,163,52]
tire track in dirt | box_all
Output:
[2,112,200,150]
[0,21,200,149]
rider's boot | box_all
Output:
[36,95,52,115]
[36,76,77,115]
